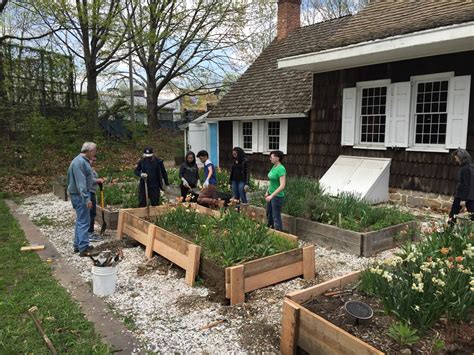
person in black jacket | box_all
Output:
[134,147,169,207]
[179,151,200,200]
[448,148,474,224]
[230,147,250,204]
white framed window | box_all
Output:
[354,80,390,148]
[267,121,280,150]
[410,72,452,149]
[232,119,288,154]
[242,121,253,151]
[341,72,471,152]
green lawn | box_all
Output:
[0,198,110,354]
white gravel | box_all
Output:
[18,193,440,353]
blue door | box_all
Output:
[208,122,219,166]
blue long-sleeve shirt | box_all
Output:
[67,154,93,203]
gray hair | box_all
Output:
[453,148,472,165]
[81,142,97,153]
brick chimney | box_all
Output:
[277,0,301,41]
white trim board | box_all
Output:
[207,112,308,122]
[278,22,474,73]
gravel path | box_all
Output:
[17,193,437,353]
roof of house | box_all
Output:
[209,0,474,120]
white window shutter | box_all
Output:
[341,87,356,146]
[446,75,471,149]
[279,119,288,154]
[386,82,411,148]
[257,120,265,152]
[232,121,240,148]
[251,120,258,153]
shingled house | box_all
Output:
[208,0,474,209]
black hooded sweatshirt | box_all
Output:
[230,148,249,184]
[179,152,199,186]
[454,149,474,200]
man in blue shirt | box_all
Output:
[67,142,102,256]
[196,150,224,208]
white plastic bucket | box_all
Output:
[92,266,118,296]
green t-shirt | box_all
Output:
[268,164,286,197]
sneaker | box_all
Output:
[73,247,79,253]
[79,246,100,257]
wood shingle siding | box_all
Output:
[310,51,474,196]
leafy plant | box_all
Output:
[387,322,420,345]
[360,222,474,334]
[154,206,298,267]
[253,177,414,232]
[103,183,138,208]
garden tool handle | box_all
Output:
[99,183,105,209]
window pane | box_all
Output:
[242,122,252,150]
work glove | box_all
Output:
[203,179,209,188]
[140,173,148,179]
[197,181,202,189]
[181,178,190,188]
[244,185,250,192]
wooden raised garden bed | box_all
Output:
[52,176,68,201]
[96,205,119,230]
[241,205,417,257]
[281,271,383,355]
[117,203,315,304]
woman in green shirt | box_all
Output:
[265,150,286,231]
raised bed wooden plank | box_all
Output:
[281,271,384,355]
[287,271,361,304]
[362,220,418,257]
[244,261,303,294]
[117,207,201,286]
[297,306,382,355]
[296,218,362,255]
[95,206,119,230]
[244,248,303,278]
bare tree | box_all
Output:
[33,0,135,132]
[128,0,247,131]
[302,0,368,24]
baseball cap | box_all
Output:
[143,147,154,157]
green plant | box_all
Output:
[431,338,445,352]
[387,322,420,345]
[253,177,414,232]
[360,222,474,334]
[155,206,298,267]
[103,183,138,208]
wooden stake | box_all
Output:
[280,299,300,355]
[200,319,226,331]
[230,265,245,305]
[21,245,45,252]
[302,246,315,280]
[27,306,57,355]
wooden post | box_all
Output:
[302,245,315,279]
[117,210,125,240]
[230,265,245,305]
[145,225,155,259]
[289,216,297,235]
[281,299,300,355]
[185,244,201,286]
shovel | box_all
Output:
[99,183,107,235]
[144,176,150,218]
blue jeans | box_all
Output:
[70,193,90,252]
[231,180,248,203]
[266,196,284,231]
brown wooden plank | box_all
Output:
[117,210,125,239]
[155,226,189,255]
[287,271,361,304]
[145,225,156,259]
[296,217,362,255]
[272,229,299,242]
[185,244,201,286]
[298,307,383,355]
[302,245,315,279]
[123,224,148,245]
[244,248,303,277]
[152,239,190,270]
[230,265,245,305]
[21,245,45,252]
[225,269,231,299]
[281,299,300,355]
[244,261,303,293]
[362,221,418,256]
